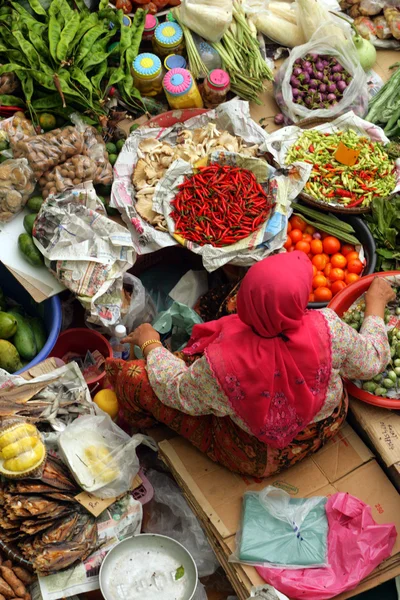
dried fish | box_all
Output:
[32,541,96,575]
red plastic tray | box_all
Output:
[328,271,400,409]
[147,108,209,129]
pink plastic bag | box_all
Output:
[256,492,397,600]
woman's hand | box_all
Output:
[122,324,160,349]
[364,277,396,320]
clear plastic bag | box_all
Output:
[82,125,113,186]
[273,28,368,123]
[177,0,232,43]
[18,126,84,179]
[230,487,329,568]
[0,158,35,222]
[58,411,157,498]
[2,112,36,159]
[152,301,203,352]
[121,273,156,333]
[38,154,97,199]
[144,469,219,578]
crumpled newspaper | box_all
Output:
[33,184,136,332]
[248,585,289,600]
[112,98,310,272]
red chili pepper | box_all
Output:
[309,144,315,152]
[346,196,366,208]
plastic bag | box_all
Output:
[2,113,36,159]
[81,125,113,186]
[257,492,397,599]
[274,28,368,123]
[38,154,97,199]
[144,469,219,577]
[0,158,35,222]
[18,126,84,179]
[58,412,157,498]
[121,273,156,333]
[230,487,328,568]
[296,0,351,42]
[152,300,203,352]
[177,0,232,43]
[243,0,305,47]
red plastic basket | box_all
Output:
[328,271,400,409]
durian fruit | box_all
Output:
[0,423,46,478]
[84,445,119,485]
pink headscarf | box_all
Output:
[184,251,332,449]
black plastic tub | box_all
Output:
[308,215,376,310]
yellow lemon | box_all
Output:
[93,389,119,420]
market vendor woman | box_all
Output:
[106,252,394,477]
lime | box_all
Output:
[93,389,119,419]
[39,113,57,131]
[108,153,118,166]
[130,123,139,133]
[105,142,117,155]
[116,139,125,152]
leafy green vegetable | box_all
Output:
[175,566,185,581]
[364,196,400,271]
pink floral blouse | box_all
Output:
[146,309,390,432]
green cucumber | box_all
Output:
[23,213,37,235]
[8,310,37,360]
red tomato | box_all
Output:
[288,245,295,252]
[309,293,315,302]
[314,287,332,302]
[347,259,363,274]
[312,265,318,276]
[290,216,307,232]
[324,263,332,278]
[283,235,292,250]
[303,233,313,243]
[330,267,345,281]
[330,253,347,269]
[323,236,341,255]
[310,239,323,255]
[312,254,328,271]
[116,0,133,13]
[341,244,355,257]
[304,225,316,235]
[287,222,292,233]
[312,274,327,289]
[289,229,303,244]
[295,240,311,254]
[345,251,359,263]
[345,272,361,285]
[331,280,347,296]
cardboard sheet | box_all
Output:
[158,422,400,600]
[0,208,64,302]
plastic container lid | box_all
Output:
[163,68,193,96]
[164,54,187,71]
[207,69,230,90]
[115,324,127,338]
[144,14,158,32]
[109,15,131,29]
[133,53,162,78]
[154,22,183,48]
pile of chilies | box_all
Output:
[170,166,274,247]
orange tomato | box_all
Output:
[310,239,323,255]
[312,274,327,289]
[331,280,347,296]
[330,253,347,269]
[287,221,292,233]
[295,240,311,254]
[321,232,329,240]
[325,279,332,289]
[345,272,360,285]
[309,293,315,302]
[312,265,318,277]
[312,254,328,271]
[302,233,313,243]
[290,215,307,232]
[288,245,295,252]
[305,225,316,235]
[330,267,345,281]
[289,228,303,244]
[283,235,292,250]
[314,287,332,302]
[347,259,363,274]
[341,244,355,257]
[323,236,341,255]
[322,253,330,264]
[324,263,332,278]
[345,251,359,263]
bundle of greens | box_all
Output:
[210,0,272,104]
[364,196,400,271]
[366,64,400,138]
[0,0,146,125]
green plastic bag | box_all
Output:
[152,301,203,352]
